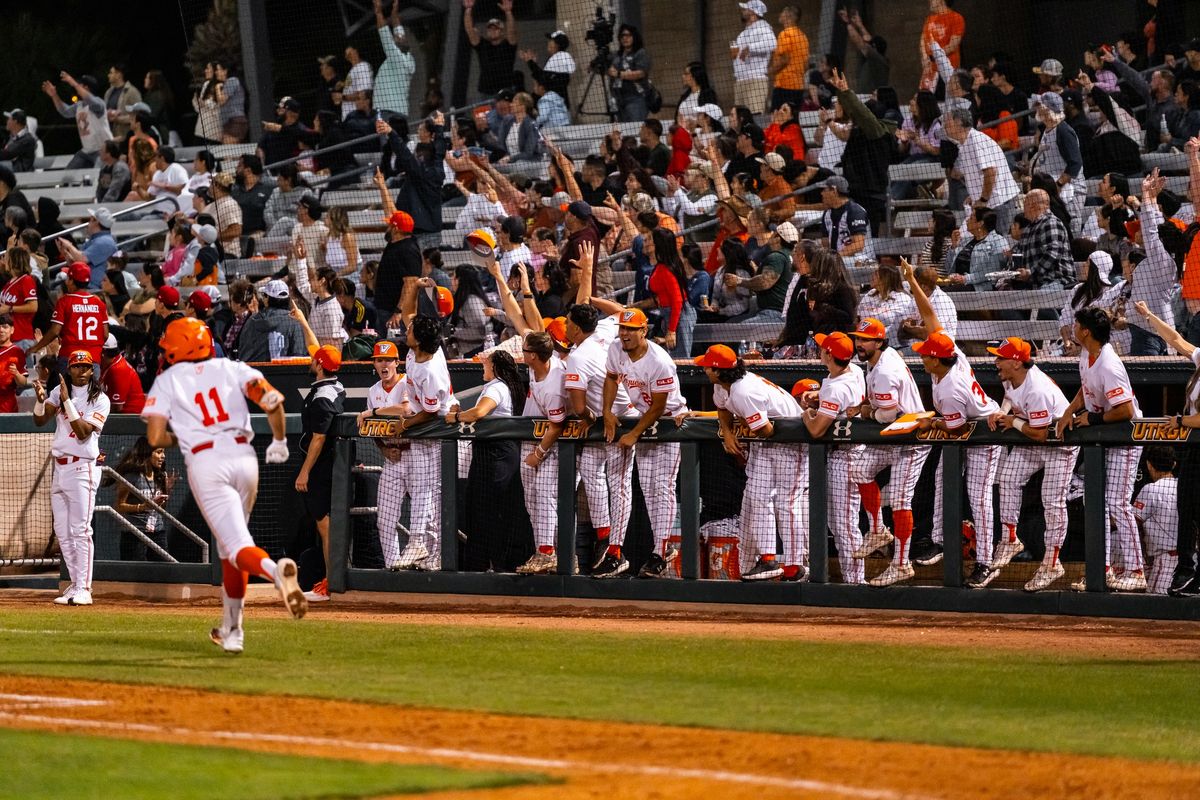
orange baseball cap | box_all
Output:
[545,316,569,348]
[913,330,957,359]
[617,308,648,328]
[987,337,1033,363]
[849,317,887,340]
[385,210,414,232]
[436,285,454,317]
[68,350,94,366]
[466,227,497,252]
[791,378,820,398]
[308,344,342,372]
[372,340,399,359]
[814,332,854,361]
[693,344,738,369]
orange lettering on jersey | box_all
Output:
[655,378,673,387]
[1134,501,1145,509]
[1030,410,1049,420]
[1106,387,1124,399]
[745,412,762,425]
[820,400,838,412]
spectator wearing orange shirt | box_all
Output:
[919,0,965,92]
[768,5,809,111]
[756,152,796,224]
[763,102,806,159]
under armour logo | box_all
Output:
[458,421,477,436]
[644,421,659,438]
[832,419,853,439]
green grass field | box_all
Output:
[0,609,1197,764]
[0,728,541,800]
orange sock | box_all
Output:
[1005,523,1018,544]
[893,510,913,563]
[234,546,275,582]
[606,544,622,557]
[221,561,248,599]
[858,482,881,530]
[1051,546,1060,566]
[596,526,610,541]
[537,545,555,555]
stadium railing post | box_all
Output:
[942,445,964,588]
[1083,445,1108,592]
[440,440,459,571]
[327,436,355,592]
[808,444,828,583]
[679,443,701,580]
[556,441,577,576]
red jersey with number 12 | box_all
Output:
[52,291,106,361]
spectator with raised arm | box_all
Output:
[376,114,446,248]
[840,8,890,92]
[42,72,112,169]
[463,0,518,98]
[829,68,893,233]
[1102,48,1181,151]
[374,0,416,119]
[1128,170,1183,355]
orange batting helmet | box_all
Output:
[159,317,214,365]
[436,285,454,317]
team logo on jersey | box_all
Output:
[831,419,853,439]
[1131,421,1192,442]
[1030,410,1049,420]
[532,419,592,439]
[359,417,403,438]
[915,422,976,441]
[1106,387,1125,399]
[820,400,839,412]
[656,378,673,387]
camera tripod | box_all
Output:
[575,61,617,122]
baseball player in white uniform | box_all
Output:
[356,340,412,569]
[903,259,1002,588]
[1133,447,1178,595]
[699,345,808,581]
[563,302,637,578]
[800,332,868,584]
[986,337,1078,592]
[602,307,689,578]
[141,318,306,654]
[378,316,458,570]
[1056,306,1146,592]
[516,331,569,574]
[33,350,110,606]
[847,317,932,587]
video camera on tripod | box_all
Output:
[584,6,616,75]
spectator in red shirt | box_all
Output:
[639,227,695,358]
[0,246,39,351]
[29,261,108,371]
[99,334,145,413]
[0,314,29,412]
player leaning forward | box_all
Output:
[902,258,1003,589]
[33,350,110,606]
[987,336,1078,592]
[142,318,306,653]
[697,344,808,581]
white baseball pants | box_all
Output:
[932,445,1002,565]
[828,446,864,584]
[400,441,442,562]
[51,458,100,593]
[186,445,259,561]
[635,443,680,550]
[578,443,634,544]
[521,442,559,549]
[376,458,407,566]
[741,442,808,566]
[849,444,932,512]
[1104,446,1144,573]
[997,445,1079,553]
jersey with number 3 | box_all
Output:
[605,339,688,417]
[52,291,106,361]
[932,347,999,429]
[142,359,264,454]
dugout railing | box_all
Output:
[3,412,1196,620]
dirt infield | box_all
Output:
[1,598,1199,799]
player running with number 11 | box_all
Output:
[142,317,306,654]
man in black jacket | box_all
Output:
[831,70,893,234]
[373,203,422,336]
[0,110,37,172]
[259,97,313,169]
[377,111,446,248]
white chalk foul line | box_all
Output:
[0,694,108,710]
[0,710,935,800]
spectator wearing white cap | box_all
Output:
[756,151,795,224]
[373,0,416,118]
[1032,58,1064,94]
[521,30,576,109]
[0,110,37,173]
[731,1,776,114]
[1059,250,1125,356]
[235,279,307,362]
[58,208,118,291]
[1031,93,1085,234]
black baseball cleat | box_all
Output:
[965,563,998,589]
[638,553,669,578]
[742,557,784,581]
[1175,576,1200,597]
[1169,571,1197,597]
[592,552,629,579]
[591,539,610,571]
[911,539,943,566]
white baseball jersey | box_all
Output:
[714,372,802,429]
[865,347,924,416]
[932,347,999,428]
[817,363,866,419]
[1133,476,1178,554]
[47,384,110,459]
[1003,365,1069,428]
[406,348,457,415]
[564,317,633,416]
[523,359,568,422]
[1079,344,1141,417]
[143,359,262,456]
[1188,349,1200,414]
[367,376,409,413]
[606,340,688,416]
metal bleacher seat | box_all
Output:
[16,169,94,190]
[955,318,1063,345]
[885,161,947,234]
[322,188,382,209]
[347,209,385,230]
[1142,151,1189,175]
[210,143,257,163]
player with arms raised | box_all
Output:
[902,257,1003,589]
[141,317,306,654]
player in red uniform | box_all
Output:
[0,314,29,412]
[28,262,108,370]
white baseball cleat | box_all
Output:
[392,538,430,570]
[209,626,244,654]
[1024,563,1065,592]
[275,558,308,619]
[52,584,76,605]
[992,538,1025,569]
[67,590,93,606]
[1110,571,1148,593]
[516,551,556,574]
[854,528,893,559]
[868,562,915,587]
